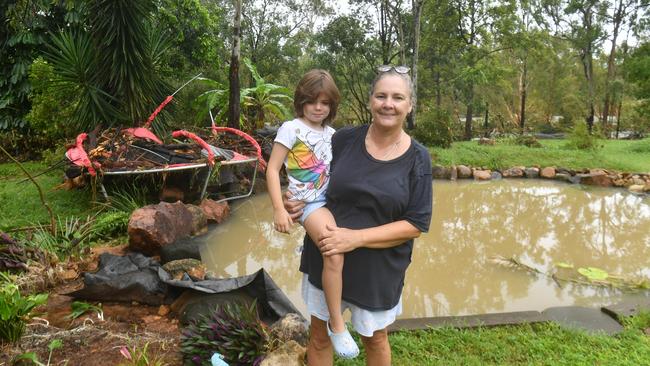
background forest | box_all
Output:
[2,0,650,158]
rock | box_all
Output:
[269,313,309,346]
[540,167,556,179]
[644,184,650,192]
[457,165,472,179]
[158,305,170,316]
[554,173,573,183]
[199,199,231,223]
[472,169,491,181]
[613,179,626,187]
[260,340,306,366]
[629,184,645,193]
[432,165,452,179]
[450,165,458,180]
[632,177,645,186]
[128,201,205,256]
[502,167,524,178]
[575,172,613,187]
[186,204,208,235]
[524,167,540,179]
[162,259,207,281]
[556,167,575,176]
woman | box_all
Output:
[285,66,432,365]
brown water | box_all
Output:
[201,180,650,318]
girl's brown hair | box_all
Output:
[293,69,341,125]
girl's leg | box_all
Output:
[360,328,391,366]
[303,207,345,333]
[307,316,334,366]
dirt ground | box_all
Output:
[0,246,183,366]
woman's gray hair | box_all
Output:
[369,69,415,100]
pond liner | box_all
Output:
[159,267,304,325]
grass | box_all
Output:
[431,138,650,172]
[337,313,650,365]
[0,161,95,231]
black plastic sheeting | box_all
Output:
[69,253,303,324]
[159,268,303,324]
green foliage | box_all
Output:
[89,211,130,241]
[621,311,650,331]
[30,216,95,259]
[0,273,48,343]
[25,57,76,148]
[509,135,542,148]
[13,339,64,366]
[194,59,292,131]
[180,302,267,366]
[45,0,171,131]
[411,107,455,148]
[626,138,650,153]
[118,342,167,366]
[565,122,603,150]
[67,301,103,321]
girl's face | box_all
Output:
[302,93,331,126]
[369,75,412,129]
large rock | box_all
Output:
[432,165,453,179]
[472,169,491,181]
[575,171,613,187]
[502,167,525,178]
[128,201,207,256]
[162,259,207,281]
[268,313,309,346]
[540,167,556,179]
[199,199,230,223]
[160,236,203,264]
[457,165,472,179]
[260,341,306,366]
[524,167,540,179]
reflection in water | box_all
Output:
[201,180,650,318]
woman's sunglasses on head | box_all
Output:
[377,65,410,74]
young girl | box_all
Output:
[266,69,359,359]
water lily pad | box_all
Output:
[578,267,609,281]
[555,262,574,269]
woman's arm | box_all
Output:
[317,220,421,256]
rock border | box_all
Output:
[432,165,650,195]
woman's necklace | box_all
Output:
[366,126,402,160]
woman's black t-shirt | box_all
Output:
[299,124,433,311]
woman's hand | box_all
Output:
[282,191,305,222]
[318,224,363,256]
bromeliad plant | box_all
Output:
[180,301,267,366]
[0,272,48,342]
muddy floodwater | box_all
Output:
[201,180,650,318]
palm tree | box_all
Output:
[45,0,170,131]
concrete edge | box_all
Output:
[387,311,547,333]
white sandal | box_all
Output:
[327,321,360,359]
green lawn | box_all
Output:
[338,313,650,365]
[0,161,94,231]
[431,138,650,172]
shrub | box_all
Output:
[89,211,130,241]
[512,135,542,148]
[565,121,602,150]
[180,302,267,366]
[626,138,650,153]
[411,108,455,148]
[0,273,48,343]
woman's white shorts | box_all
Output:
[301,274,402,337]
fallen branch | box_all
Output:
[0,146,56,234]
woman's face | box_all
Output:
[369,74,412,129]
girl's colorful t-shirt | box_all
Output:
[274,118,335,202]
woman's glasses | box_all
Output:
[377,65,410,74]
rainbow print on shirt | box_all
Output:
[287,137,328,191]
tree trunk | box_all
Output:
[435,71,442,108]
[227,0,242,129]
[519,58,527,132]
[579,9,596,134]
[464,84,474,140]
[615,99,622,139]
[408,0,423,130]
[602,0,625,137]
[484,102,489,137]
